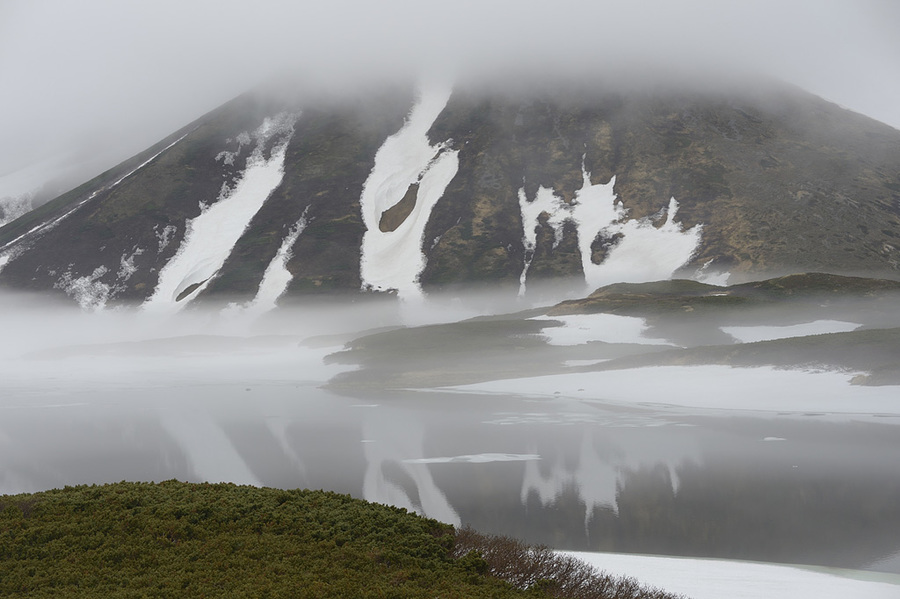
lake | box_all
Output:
[1,295,899,577]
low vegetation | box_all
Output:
[0,481,684,598]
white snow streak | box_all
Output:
[0,132,189,262]
[518,159,702,295]
[231,207,310,315]
[359,85,458,301]
[144,113,297,312]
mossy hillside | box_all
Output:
[0,481,685,599]
[326,273,900,391]
[550,273,900,318]
[0,482,495,598]
[325,315,669,390]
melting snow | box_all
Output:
[117,247,143,281]
[359,85,459,301]
[228,208,310,315]
[54,266,112,311]
[563,551,900,599]
[154,224,177,253]
[518,159,702,295]
[694,258,731,285]
[722,320,861,343]
[144,113,297,312]
[533,313,672,346]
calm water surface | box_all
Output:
[3,357,898,574]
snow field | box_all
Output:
[359,85,459,301]
[518,158,702,295]
[722,320,861,343]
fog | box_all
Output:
[2,0,899,198]
[1,284,899,575]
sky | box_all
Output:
[1,0,899,186]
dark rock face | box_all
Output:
[1,79,899,308]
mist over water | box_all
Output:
[2,286,899,576]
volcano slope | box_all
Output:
[1,78,899,311]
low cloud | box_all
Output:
[1,0,898,187]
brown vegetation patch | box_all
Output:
[379,183,419,232]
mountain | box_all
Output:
[1,78,899,310]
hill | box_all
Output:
[0,481,682,598]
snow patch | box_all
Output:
[215,131,251,166]
[722,320,861,343]
[54,266,111,311]
[563,551,900,599]
[694,258,731,285]
[359,85,458,301]
[518,159,702,295]
[533,313,672,346]
[154,224,177,253]
[143,113,297,312]
[117,247,143,281]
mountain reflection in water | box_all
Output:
[2,377,899,574]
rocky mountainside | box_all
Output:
[1,78,899,310]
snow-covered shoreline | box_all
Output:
[563,551,900,599]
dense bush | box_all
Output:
[0,481,682,598]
